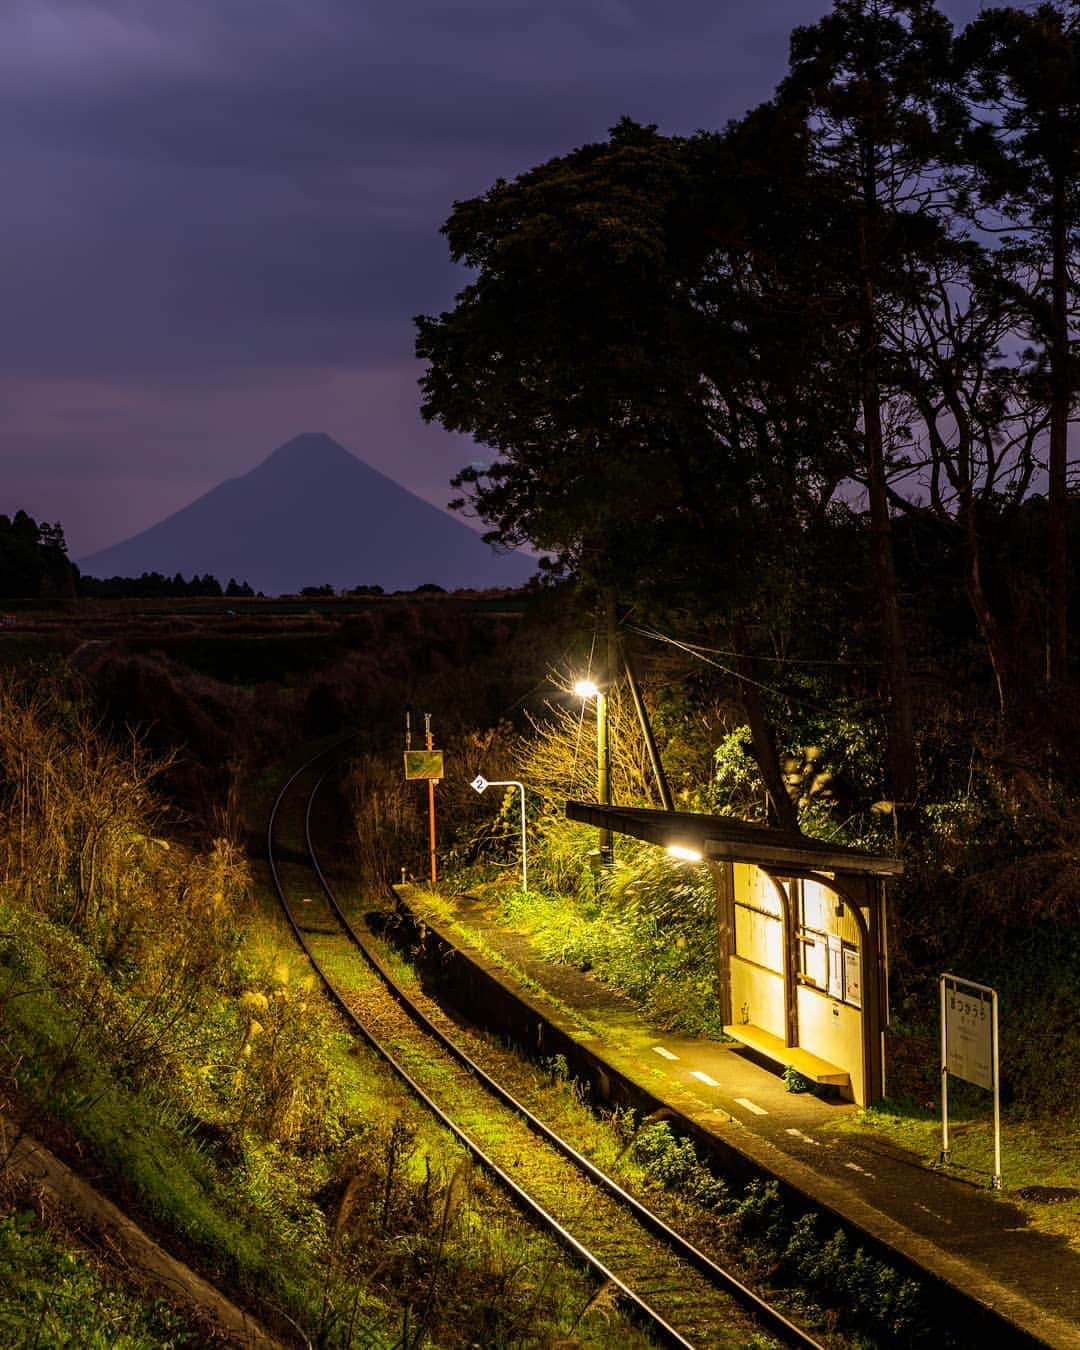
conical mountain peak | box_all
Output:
[79,434,534,595]
[262,432,352,467]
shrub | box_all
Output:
[631,1121,728,1210]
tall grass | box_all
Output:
[0,673,654,1347]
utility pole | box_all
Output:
[425,712,437,886]
[622,636,673,811]
[598,592,618,864]
[404,711,441,886]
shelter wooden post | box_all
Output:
[706,860,734,1026]
[863,875,888,1103]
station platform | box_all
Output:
[392,887,1080,1349]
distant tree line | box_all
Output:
[0,530,467,604]
[79,573,257,599]
[301,583,446,597]
[0,511,78,599]
[0,527,468,603]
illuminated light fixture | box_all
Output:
[667,844,702,864]
[574,679,600,699]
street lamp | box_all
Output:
[574,678,613,866]
[471,775,528,893]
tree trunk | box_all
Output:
[859,160,918,826]
[730,617,799,832]
[961,506,1016,719]
[1046,165,1070,686]
[621,637,674,810]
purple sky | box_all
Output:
[3,0,985,559]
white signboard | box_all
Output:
[940,973,1001,1188]
[944,980,994,1089]
[827,933,844,1000]
[843,946,862,1008]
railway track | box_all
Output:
[267,745,827,1350]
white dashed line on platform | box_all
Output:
[734,1097,768,1115]
[844,1161,875,1177]
[690,1071,720,1087]
[785,1128,821,1146]
[651,1046,678,1060]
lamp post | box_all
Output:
[573,679,613,866]
[471,775,527,893]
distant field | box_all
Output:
[0,593,528,682]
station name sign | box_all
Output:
[944,978,993,1090]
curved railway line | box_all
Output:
[267,745,827,1350]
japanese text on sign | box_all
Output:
[944,980,993,1090]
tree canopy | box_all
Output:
[416,0,1080,818]
[0,511,77,600]
[417,112,855,613]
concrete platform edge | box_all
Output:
[387,889,1074,1350]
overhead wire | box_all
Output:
[624,623,878,667]
[627,623,844,715]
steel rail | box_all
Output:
[302,771,821,1350]
[267,749,695,1350]
[269,745,824,1350]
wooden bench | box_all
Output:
[724,1023,850,1088]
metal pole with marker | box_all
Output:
[403,712,442,887]
[471,776,527,893]
[425,713,437,886]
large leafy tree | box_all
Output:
[881,235,1042,716]
[417,114,852,591]
[957,2,1080,686]
[780,0,960,817]
[417,118,710,586]
[416,114,856,827]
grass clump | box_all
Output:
[496,863,727,1038]
[626,1120,928,1346]
[730,1183,926,1345]
[629,1118,729,1209]
[0,1210,199,1349]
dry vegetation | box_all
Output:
[0,610,664,1348]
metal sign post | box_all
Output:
[940,973,1001,1189]
[471,775,528,893]
[425,714,436,887]
[403,712,442,887]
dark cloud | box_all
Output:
[1,0,986,554]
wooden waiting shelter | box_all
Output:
[566,802,903,1106]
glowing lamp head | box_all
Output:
[666,844,702,864]
[574,679,600,699]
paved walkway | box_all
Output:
[400,889,1080,1349]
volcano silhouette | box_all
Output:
[79,433,535,594]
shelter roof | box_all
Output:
[565,802,903,878]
